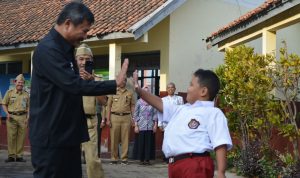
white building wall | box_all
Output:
[241,23,300,56]
[276,23,300,55]
[168,0,256,92]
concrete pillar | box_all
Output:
[262,29,276,56]
[224,44,233,52]
[22,59,30,73]
[109,43,121,80]
[30,51,34,76]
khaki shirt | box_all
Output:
[2,88,29,112]
[83,76,105,116]
[107,88,135,113]
[82,96,96,115]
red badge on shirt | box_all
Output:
[188,119,200,129]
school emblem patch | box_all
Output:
[188,119,200,129]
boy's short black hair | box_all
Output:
[56,2,94,26]
[193,69,220,101]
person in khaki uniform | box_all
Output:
[2,74,29,163]
[106,81,135,165]
[75,43,106,178]
[96,76,107,157]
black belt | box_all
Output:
[85,114,96,119]
[111,112,130,116]
[168,152,210,164]
[8,111,27,116]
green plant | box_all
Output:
[270,41,300,160]
[293,160,300,177]
[227,150,238,170]
[277,152,297,177]
[258,155,279,178]
[216,45,287,177]
[234,141,262,177]
[218,45,278,150]
[216,44,300,177]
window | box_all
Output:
[0,64,5,74]
[0,62,22,74]
[137,69,160,96]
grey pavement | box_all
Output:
[0,150,244,178]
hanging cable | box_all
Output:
[235,0,242,15]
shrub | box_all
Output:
[234,141,263,177]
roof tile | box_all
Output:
[0,0,167,46]
[209,0,283,39]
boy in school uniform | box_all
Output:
[132,69,232,178]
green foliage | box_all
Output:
[270,41,300,160]
[227,150,238,170]
[233,141,263,177]
[216,45,287,177]
[258,156,280,178]
[217,45,279,149]
[277,152,297,177]
[216,43,300,177]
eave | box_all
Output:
[207,0,300,51]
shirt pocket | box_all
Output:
[125,95,132,104]
[112,96,120,102]
[21,97,28,109]
[9,97,16,105]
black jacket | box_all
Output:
[29,28,116,147]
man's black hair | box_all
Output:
[56,2,94,26]
[193,69,220,101]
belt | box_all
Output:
[85,114,96,118]
[8,111,27,116]
[168,152,210,164]
[111,112,130,116]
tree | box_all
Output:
[218,45,276,149]
[216,45,282,176]
[271,41,300,161]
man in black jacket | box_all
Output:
[29,2,128,178]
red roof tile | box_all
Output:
[0,0,167,46]
[208,0,284,41]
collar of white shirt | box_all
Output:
[187,100,214,107]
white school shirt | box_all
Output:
[160,100,233,158]
[158,95,184,128]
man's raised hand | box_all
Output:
[116,58,129,87]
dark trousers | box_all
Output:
[133,130,155,161]
[97,113,102,158]
[31,145,82,178]
[168,156,214,178]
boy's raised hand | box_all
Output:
[133,70,140,90]
[133,69,163,112]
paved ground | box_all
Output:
[0,150,244,178]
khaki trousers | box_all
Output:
[110,115,131,161]
[82,116,105,178]
[6,114,27,158]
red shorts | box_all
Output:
[168,156,214,178]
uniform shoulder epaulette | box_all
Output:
[7,89,14,93]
